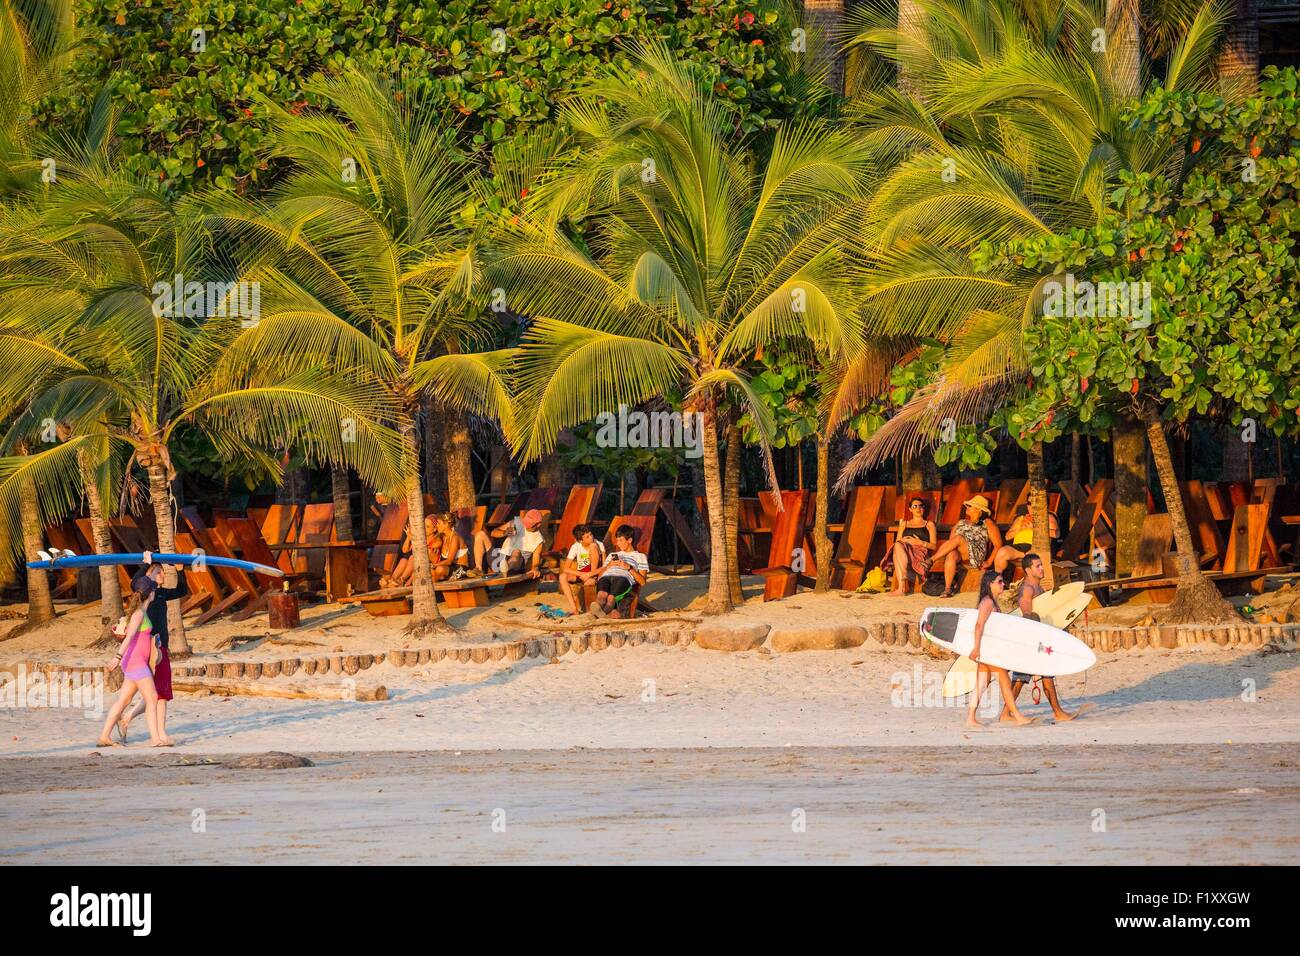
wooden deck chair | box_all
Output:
[178,508,261,624]
[259,503,304,574]
[1223,503,1272,574]
[74,518,133,593]
[603,513,656,555]
[293,502,334,581]
[1180,481,1224,570]
[548,483,602,556]
[368,501,409,582]
[1056,479,1088,518]
[993,479,1028,526]
[171,530,224,616]
[1056,502,1097,564]
[42,521,86,598]
[224,515,310,614]
[755,490,809,601]
[485,491,530,528]
[832,486,887,590]
[939,478,984,528]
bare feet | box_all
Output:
[150,739,175,747]
[1006,714,1038,726]
[1052,709,1077,722]
[965,715,983,729]
[95,738,122,748]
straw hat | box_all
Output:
[962,494,992,517]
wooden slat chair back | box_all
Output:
[551,484,602,555]
[369,501,409,577]
[260,504,303,574]
[172,529,224,614]
[833,486,887,590]
[178,508,260,623]
[603,514,656,555]
[224,516,293,590]
[1056,502,1097,564]
[1180,481,1224,570]
[939,478,984,527]
[75,518,133,592]
[755,490,809,601]
[993,479,1028,526]
[1224,503,1271,574]
[295,502,334,580]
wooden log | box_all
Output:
[610,633,625,649]
[173,678,387,702]
[244,662,263,681]
[455,648,472,663]
[428,648,446,663]
[328,656,343,674]
[525,640,541,658]
[343,656,360,675]
[553,637,570,656]
[570,633,589,654]
[471,646,490,664]
[262,660,281,678]
[489,644,507,661]
[358,654,373,669]
[506,642,526,661]
[590,633,608,652]
[222,662,244,679]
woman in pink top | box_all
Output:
[97,576,167,747]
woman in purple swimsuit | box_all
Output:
[97,576,167,747]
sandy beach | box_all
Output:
[3,577,1300,864]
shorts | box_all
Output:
[154,648,173,700]
[1010,672,1041,684]
[480,549,532,574]
[596,575,637,602]
[1011,543,1031,554]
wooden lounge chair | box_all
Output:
[754,490,809,601]
[547,483,602,557]
[832,486,888,590]
[939,478,985,528]
[346,570,541,616]
[178,508,262,624]
[259,503,304,574]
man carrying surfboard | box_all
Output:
[1001,554,1078,723]
[967,570,1035,728]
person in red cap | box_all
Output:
[471,508,548,578]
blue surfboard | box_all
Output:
[27,551,284,578]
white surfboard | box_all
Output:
[941,583,1091,697]
[922,606,1095,678]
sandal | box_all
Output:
[940,587,958,599]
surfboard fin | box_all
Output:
[37,550,52,562]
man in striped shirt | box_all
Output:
[591,524,648,619]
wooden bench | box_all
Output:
[344,571,541,616]
[832,486,887,590]
[755,490,809,601]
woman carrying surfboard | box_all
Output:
[97,576,169,748]
[967,571,1035,729]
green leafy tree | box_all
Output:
[997,67,1300,621]
[493,43,869,614]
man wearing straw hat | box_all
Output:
[930,494,1003,598]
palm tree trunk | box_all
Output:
[688,454,709,561]
[723,421,743,606]
[1108,0,1141,98]
[1217,0,1259,98]
[422,397,449,512]
[803,0,846,93]
[442,405,476,511]
[897,0,925,97]
[401,406,448,634]
[1222,424,1251,481]
[331,466,353,541]
[1070,433,1081,485]
[144,450,189,656]
[19,468,55,629]
[1142,408,1238,623]
[79,450,122,638]
[1028,441,1054,590]
[1112,416,1147,577]
[813,434,832,592]
[701,404,732,615]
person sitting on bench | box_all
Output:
[992,502,1059,575]
[471,508,547,579]
[591,524,648,619]
[932,495,1002,598]
[429,512,468,582]
[558,523,604,614]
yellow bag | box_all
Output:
[858,566,888,593]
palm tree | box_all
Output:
[837,0,1230,599]
[491,43,871,614]
[204,70,514,634]
[0,165,403,653]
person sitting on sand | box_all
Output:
[1000,553,1077,723]
[98,575,169,748]
[591,524,647,619]
[117,553,185,746]
[558,523,604,614]
[932,495,1002,598]
[428,512,468,582]
[991,503,1059,575]
[882,496,937,595]
[471,508,547,578]
[967,570,1034,729]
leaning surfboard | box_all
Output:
[922,606,1096,679]
[942,583,1093,697]
[26,551,284,578]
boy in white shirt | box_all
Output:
[471,508,547,578]
[592,524,648,619]
[558,524,604,614]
